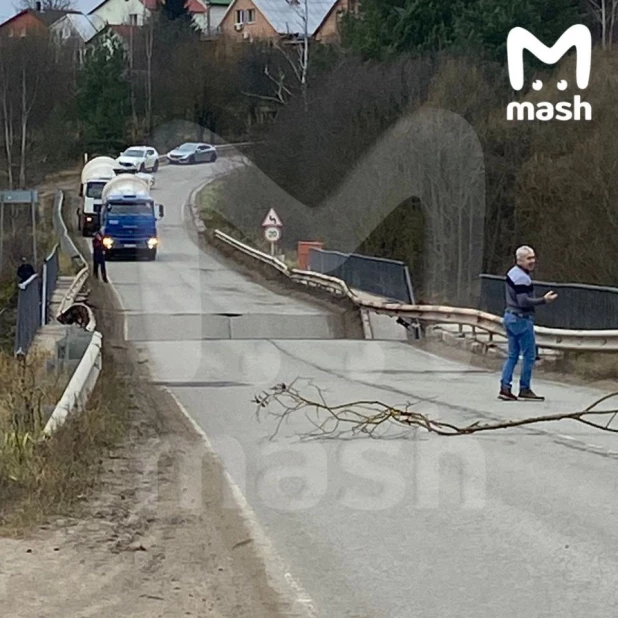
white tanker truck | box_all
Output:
[78,156,117,236]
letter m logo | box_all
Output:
[506,24,592,90]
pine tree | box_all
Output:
[76,33,131,154]
[341,0,589,63]
[160,0,193,24]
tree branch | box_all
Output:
[241,91,287,105]
[264,64,294,98]
[275,41,303,83]
[254,380,618,441]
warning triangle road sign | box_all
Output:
[262,208,282,227]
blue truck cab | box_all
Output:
[100,191,164,261]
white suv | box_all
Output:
[116,146,159,173]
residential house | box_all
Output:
[89,0,214,33]
[89,0,152,27]
[51,13,106,43]
[87,23,145,57]
[0,8,80,39]
[218,0,355,43]
[202,0,232,36]
[50,13,105,63]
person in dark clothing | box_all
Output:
[498,245,557,402]
[92,231,109,283]
[17,257,35,283]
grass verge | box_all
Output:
[198,177,246,238]
[198,178,299,268]
[0,350,130,534]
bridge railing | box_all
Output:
[213,229,618,352]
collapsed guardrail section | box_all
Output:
[212,230,618,352]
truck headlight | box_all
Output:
[86,216,92,222]
[103,237,114,248]
[147,237,158,249]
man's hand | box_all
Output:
[544,291,558,303]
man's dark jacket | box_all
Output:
[17,263,35,283]
[92,236,106,262]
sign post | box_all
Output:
[0,190,38,276]
[261,208,283,257]
[264,226,281,255]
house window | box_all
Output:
[235,9,244,24]
[247,9,255,23]
[129,13,138,26]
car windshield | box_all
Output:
[122,149,144,157]
[177,143,196,151]
[86,181,106,198]
[107,201,152,215]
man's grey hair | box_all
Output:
[515,245,535,260]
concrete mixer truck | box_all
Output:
[99,173,164,260]
[79,156,117,236]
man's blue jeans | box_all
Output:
[500,311,536,390]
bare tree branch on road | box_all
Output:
[254,380,618,440]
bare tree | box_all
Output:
[15,38,49,188]
[243,0,310,110]
[127,25,139,141]
[144,17,155,133]
[0,43,15,189]
[587,0,618,49]
[289,0,310,111]
[0,32,70,190]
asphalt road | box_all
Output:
[89,159,618,618]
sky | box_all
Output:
[0,0,103,25]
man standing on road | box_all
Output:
[498,245,557,401]
[92,230,109,283]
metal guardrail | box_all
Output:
[52,190,86,272]
[213,229,618,352]
[480,274,618,330]
[53,190,94,329]
[308,247,415,304]
[14,274,41,355]
[15,190,95,356]
[14,243,60,355]
[43,188,99,436]
[41,244,59,325]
